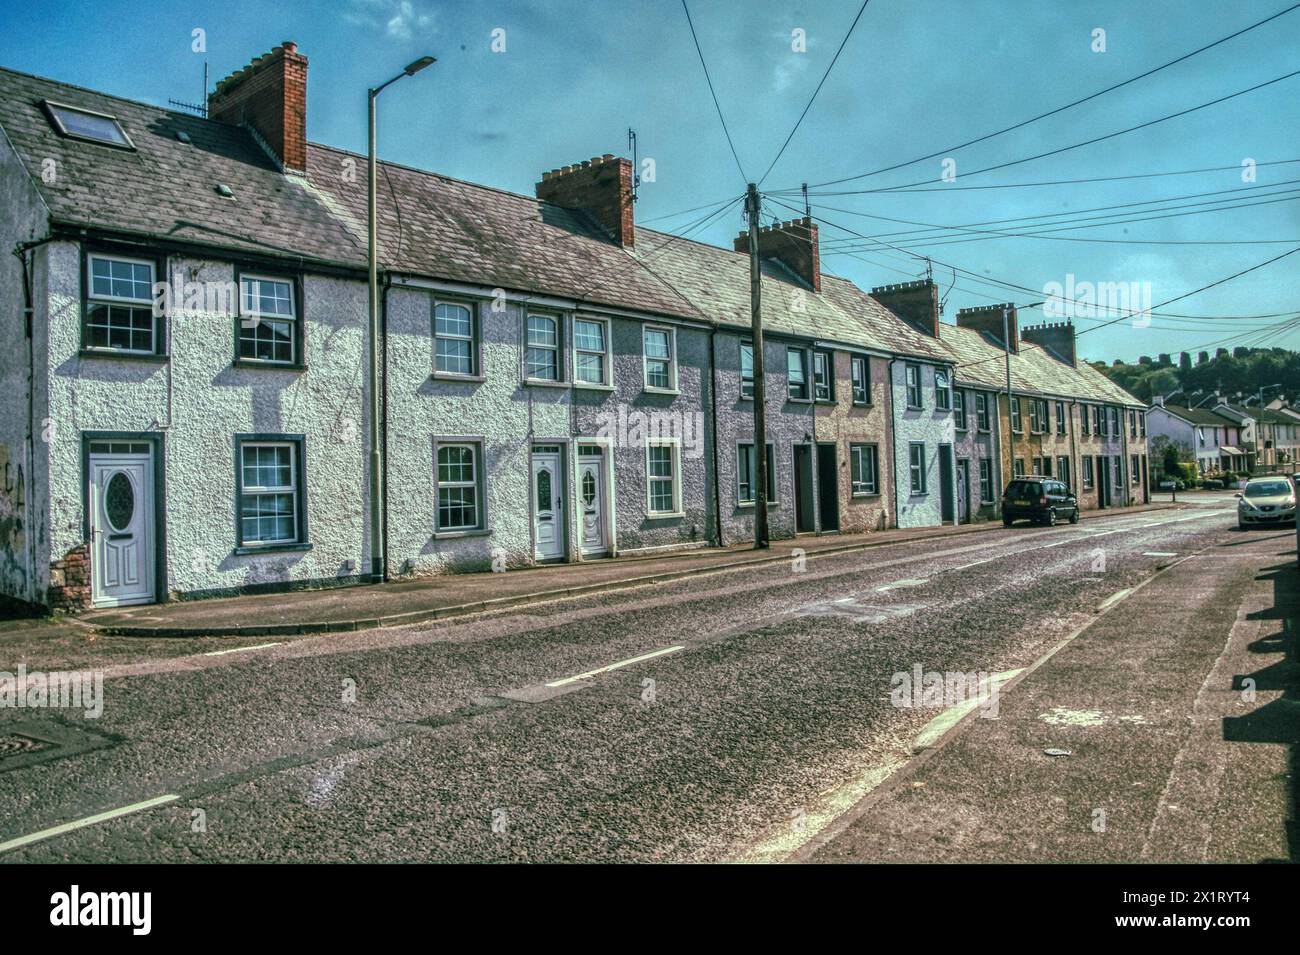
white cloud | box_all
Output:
[345,0,435,41]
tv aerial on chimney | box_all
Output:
[628,128,639,202]
[169,61,209,117]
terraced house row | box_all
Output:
[0,43,1147,612]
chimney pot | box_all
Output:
[535,154,636,247]
[208,42,308,172]
[872,279,940,338]
[956,303,1020,353]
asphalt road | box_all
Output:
[0,492,1276,862]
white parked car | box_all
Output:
[1235,477,1297,529]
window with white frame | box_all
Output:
[239,273,297,364]
[1029,398,1040,433]
[1081,405,1091,435]
[574,317,609,385]
[737,442,776,504]
[1082,456,1095,487]
[1057,401,1067,435]
[435,442,483,531]
[979,458,993,503]
[1093,405,1103,434]
[646,440,680,515]
[525,313,561,381]
[905,363,922,408]
[954,389,967,430]
[435,301,477,376]
[813,351,833,401]
[851,443,879,495]
[1011,397,1022,432]
[851,356,869,405]
[643,325,676,390]
[908,442,927,494]
[1039,399,1050,434]
[976,392,990,431]
[935,369,951,410]
[1058,456,1070,487]
[1131,454,1141,484]
[740,340,755,399]
[85,253,157,353]
[787,347,810,401]
[1013,457,1025,478]
[237,440,302,546]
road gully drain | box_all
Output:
[0,734,54,756]
[0,720,120,772]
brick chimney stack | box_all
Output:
[536,155,635,247]
[957,304,1019,353]
[1020,320,1077,366]
[869,279,939,337]
[208,41,308,172]
[733,217,821,292]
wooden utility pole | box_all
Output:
[747,182,769,548]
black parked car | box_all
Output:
[1001,478,1080,526]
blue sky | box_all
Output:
[2,0,1298,362]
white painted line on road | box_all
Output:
[951,558,994,571]
[203,642,284,657]
[545,645,685,688]
[912,669,1023,752]
[875,578,928,593]
[0,794,179,855]
[1143,552,1177,557]
[1097,588,1134,612]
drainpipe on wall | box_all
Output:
[14,244,37,604]
[708,327,723,547]
[380,275,392,580]
[887,357,899,529]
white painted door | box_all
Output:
[531,449,564,561]
[89,453,155,607]
[578,452,608,556]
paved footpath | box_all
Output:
[806,527,1299,863]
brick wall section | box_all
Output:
[535,156,634,247]
[733,217,821,292]
[870,280,938,338]
[1021,321,1077,365]
[48,542,90,613]
[957,304,1019,352]
[208,41,308,172]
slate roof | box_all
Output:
[941,323,1144,407]
[1160,405,1239,427]
[0,63,1148,403]
[0,66,364,265]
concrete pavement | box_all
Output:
[806,527,1299,863]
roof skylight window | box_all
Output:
[42,101,134,149]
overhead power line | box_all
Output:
[681,0,749,185]
[786,2,1300,191]
[757,0,872,186]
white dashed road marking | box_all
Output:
[0,794,179,855]
[545,645,685,688]
[203,642,284,657]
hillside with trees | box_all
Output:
[1092,346,1300,404]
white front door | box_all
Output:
[531,449,564,561]
[577,450,608,556]
[89,452,155,607]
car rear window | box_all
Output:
[1005,481,1042,497]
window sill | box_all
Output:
[905,404,923,412]
[573,382,615,392]
[647,511,685,520]
[430,527,492,540]
[643,387,681,396]
[851,491,880,499]
[79,348,168,363]
[786,396,813,404]
[431,372,486,384]
[524,378,569,388]
[813,398,836,406]
[851,401,872,409]
[234,541,313,556]
[234,359,307,371]
[736,501,781,509]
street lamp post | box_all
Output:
[367,55,435,581]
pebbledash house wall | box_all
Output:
[0,126,49,604]
[384,281,715,577]
[39,240,372,606]
[950,384,999,521]
[813,351,893,532]
[712,328,816,544]
[890,358,957,529]
[570,313,715,555]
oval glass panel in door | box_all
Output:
[536,468,552,511]
[106,472,135,532]
[582,471,597,506]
